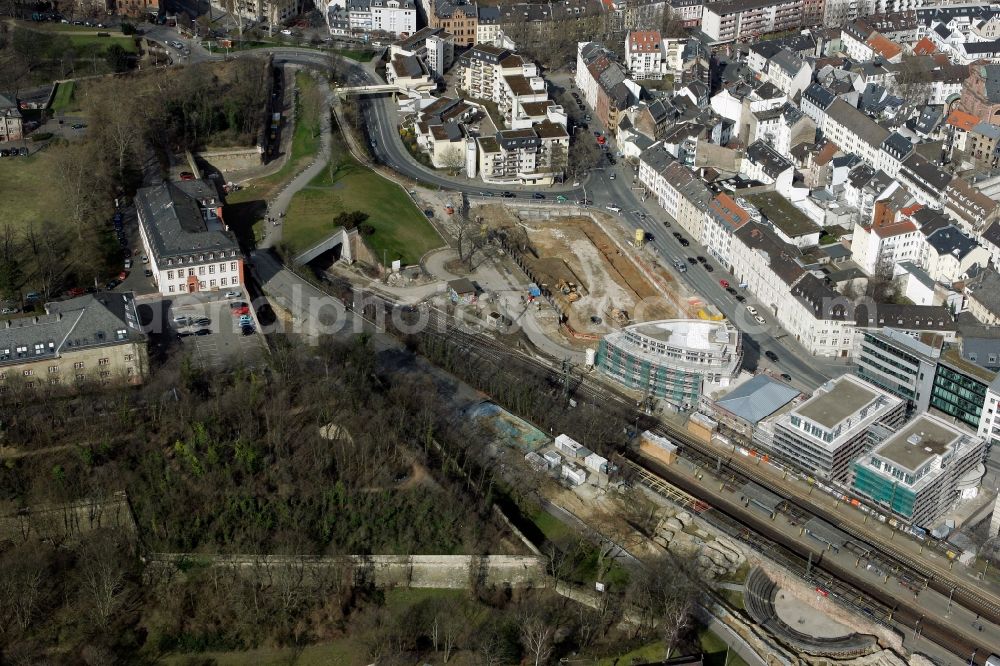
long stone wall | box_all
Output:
[147,553,547,589]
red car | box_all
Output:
[66,287,86,297]
[118,271,128,281]
[719,279,729,289]
[231,305,249,315]
[596,135,606,145]
[179,171,195,181]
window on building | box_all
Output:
[168,270,174,279]
[230,262,237,272]
[127,366,134,375]
[188,268,195,277]
[76,374,85,382]
[100,371,111,378]
[209,264,215,274]
[74,361,84,370]
[231,275,239,285]
[48,366,58,374]
[22,369,32,376]
[98,358,110,366]
[125,354,134,362]
[199,281,206,289]
[221,277,228,286]
[168,285,175,293]
[219,263,226,273]
[198,266,205,276]
[49,378,59,385]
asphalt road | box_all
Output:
[361,88,846,391]
[136,25,849,391]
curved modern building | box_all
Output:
[596,319,742,408]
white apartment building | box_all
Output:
[637,145,713,242]
[458,45,548,124]
[850,215,921,277]
[391,27,455,77]
[823,98,890,168]
[475,121,568,185]
[625,30,664,80]
[333,0,416,36]
[135,181,243,296]
[700,0,804,43]
[703,193,752,269]
[768,374,905,482]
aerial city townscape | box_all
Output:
[9,0,1000,663]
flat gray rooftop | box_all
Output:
[741,481,784,512]
[875,415,962,472]
[804,517,849,549]
[796,378,877,430]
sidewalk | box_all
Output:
[260,74,333,249]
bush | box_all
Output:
[121,22,136,35]
[31,132,53,141]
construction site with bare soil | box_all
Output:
[476,205,703,345]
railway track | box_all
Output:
[623,453,994,664]
[341,285,999,661]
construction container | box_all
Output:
[639,430,677,465]
[561,464,588,486]
[555,434,584,457]
[585,452,608,474]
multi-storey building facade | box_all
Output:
[597,319,742,408]
[852,413,986,527]
[637,146,713,242]
[458,45,548,124]
[135,181,244,297]
[427,0,478,46]
[931,349,993,431]
[854,327,941,416]
[576,42,641,138]
[700,0,803,43]
[0,94,23,142]
[0,293,147,393]
[475,122,568,184]
[625,30,664,80]
[768,374,905,482]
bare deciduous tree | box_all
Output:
[520,613,555,666]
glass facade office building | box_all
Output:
[930,354,990,431]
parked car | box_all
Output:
[606,204,622,214]
[703,264,714,272]
[678,238,690,247]
[531,192,545,199]
[224,290,241,299]
[144,269,153,278]
[118,271,128,281]
[232,304,250,315]
[179,171,195,181]
[0,307,18,315]
[501,191,516,198]
[124,259,132,269]
[241,324,255,336]
[686,257,698,265]
[765,350,779,362]
[141,255,149,264]
[754,315,766,325]
[71,123,86,130]
[193,317,210,326]
[105,279,120,290]
[239,314,253,326]
[194,328,211,336]
[780,373,792,382]
[746,305,758,316]
[719,279,729,289]
[66,287,86,297]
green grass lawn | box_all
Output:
[225,71,324,242]
[282,126,442,266]
[50,81,76,112]
[0,148,67,233]
[65,33,138,52]
[593,629,748,666]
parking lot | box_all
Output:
[164,290,265,368]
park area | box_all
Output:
[0,149,66,232]
[3,22,139,85]
[282,148,443,267]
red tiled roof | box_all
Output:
[815,142,840,166]
[912,37,936,56]
[628,30,662,54]
[947,109,979,132]
[867,34,902,60]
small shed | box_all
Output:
[542,450,562,468]
[524,451,548,471]
[555,433,584,457]
[562,464,587,486]
[585,452,609,474]
[639,430,678,465]
[448,278,477,304]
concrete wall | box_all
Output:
[196,147,264,174]
[0,492,137,544]
[148,553,548,589]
